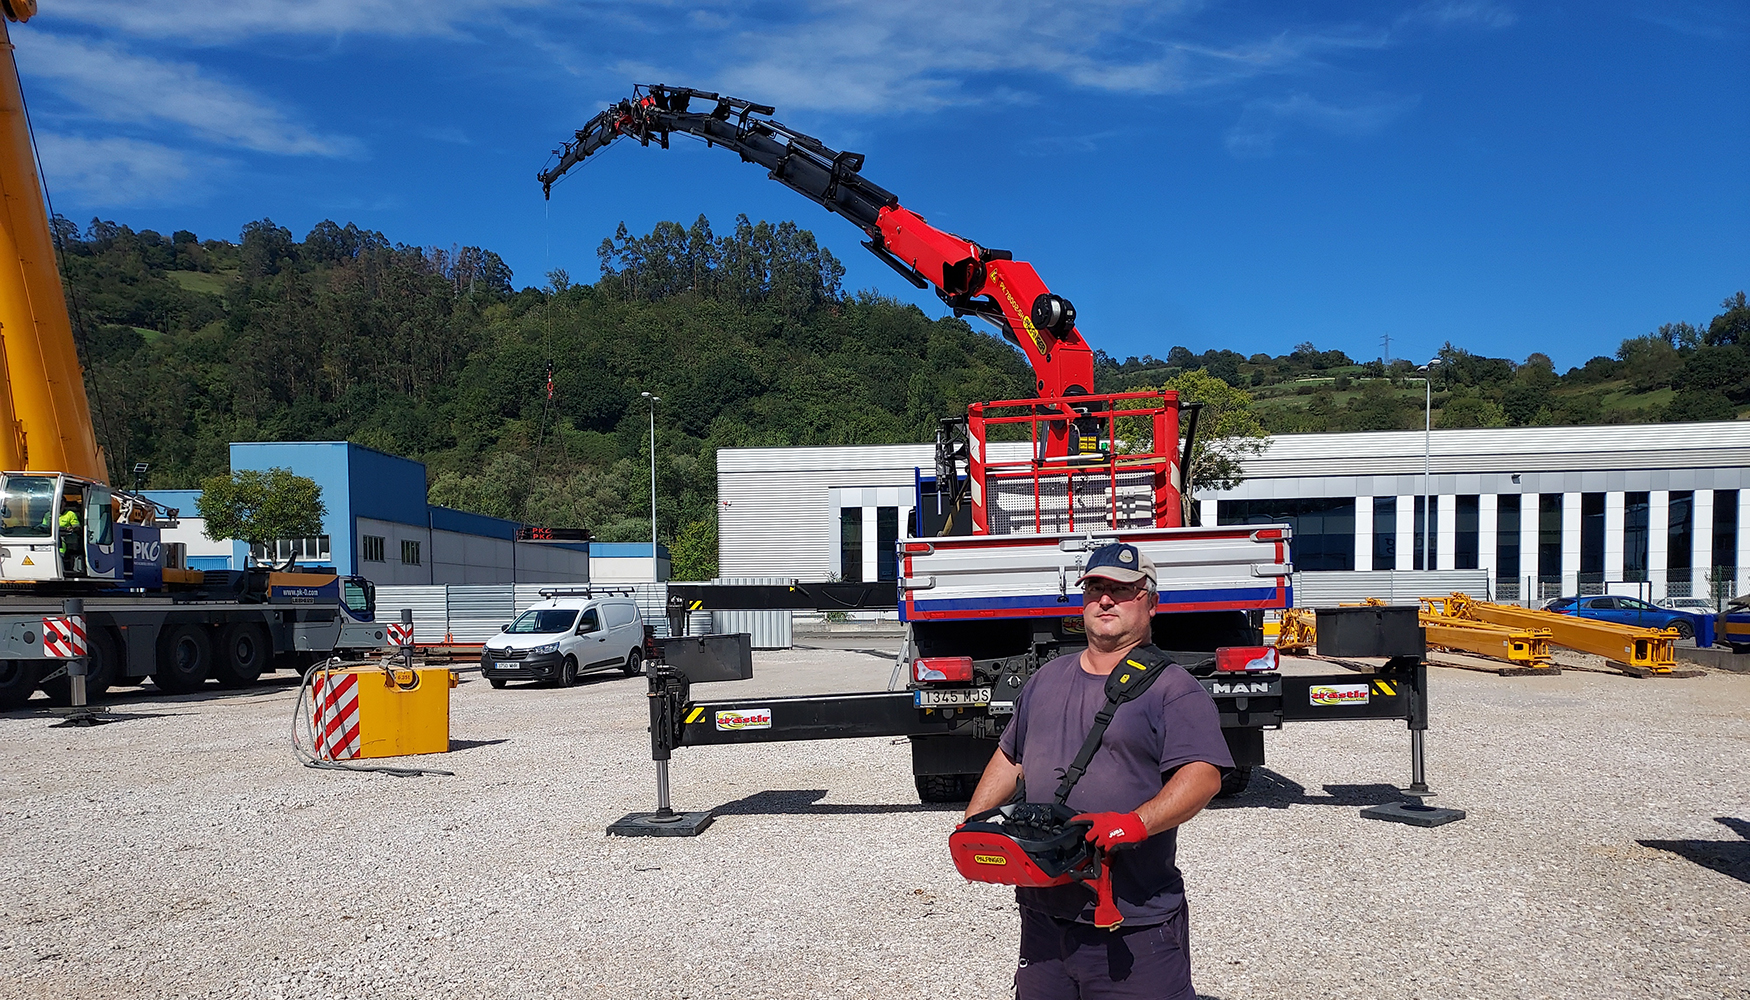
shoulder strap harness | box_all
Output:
[1052,644,1176,805]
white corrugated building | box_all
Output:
[717,421,1750,604]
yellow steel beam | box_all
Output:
[1444,592,1675,672]
[1421,615,1552,667]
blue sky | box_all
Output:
[15,1,1747,370]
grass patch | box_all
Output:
[166,270,231,296]
[131,326,162,344]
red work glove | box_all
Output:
[1074,811,1148,851]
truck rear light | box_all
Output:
[913,656,974,683]
[1214,646,1277,672]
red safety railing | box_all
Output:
[966,390,1182,535]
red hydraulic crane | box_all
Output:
[540,85,1188,533]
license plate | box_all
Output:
[914,687,993,708]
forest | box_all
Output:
[54,213,1749,578]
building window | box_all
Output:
[1372,497,1396,571]
[1668,491,1693,596]
[401,539,421,566]
[839,508,863,583]
[1455,495,1479,571]
[1623,492,1650,583]
[1219,498,1355,571]
[361,534,386,562]
[1412,496,1439,571]
[1496,495,1521,582]
[876,507,899,582]
[251,535,332,564]
[1714,490,1739,602]
[1538,494,1563,597]
[1578,492,1606,593]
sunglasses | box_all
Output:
[1081,580,1149,602]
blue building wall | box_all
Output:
[230,442,357,572]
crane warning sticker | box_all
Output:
[715,708,772,731]
[1309,684,1370,707]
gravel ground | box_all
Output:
[1,647,1746,1000]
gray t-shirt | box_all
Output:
[997,648,1233,926]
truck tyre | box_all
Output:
[915,773,973,803]
[557,655,578,688]
[622,649,643,677]
[0,659,38,710]
[1216,766,1253,798]
[153,625,213,694]
[212,623,271,688]
[40,628,121,705]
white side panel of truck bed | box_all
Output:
[899,526,1293,621]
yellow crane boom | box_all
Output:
[0,0,107,483]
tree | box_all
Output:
[196,467,326,567]
[1704,292,1749,346]
[669,516,718,580]
[1157,369,1268,519]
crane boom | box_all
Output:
[538,84,1095,402]
[0,3,105,482]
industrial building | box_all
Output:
[147,441,593,585]
[718,421,1750,605]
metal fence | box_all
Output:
[1292,570,1492,608]
[373,580,792,647]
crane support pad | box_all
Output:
[676,691,957,745]
[666,582,898,612]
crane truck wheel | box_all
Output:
[153,625,213,695]
[40,628,122,705]
[914,773,976,803]
[1216,766,1253,798]
[212,623,271,688]
[0,659,39,711]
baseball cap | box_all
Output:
[1076,542,1156,586]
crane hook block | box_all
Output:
[1031,294,1076,337]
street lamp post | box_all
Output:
[1417,358,1442,572]
[641,391,660,583]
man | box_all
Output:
[964,542,1232,999]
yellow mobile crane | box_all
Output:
[0,3,387,709]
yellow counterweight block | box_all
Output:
[312,666,457,760]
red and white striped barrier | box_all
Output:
[42,615,87,658]
[387,622,414,647]
[313,672,362,760]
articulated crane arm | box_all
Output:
[538,84,1095,401]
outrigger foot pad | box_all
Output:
[1360,801,1466,828]
[608,810,715,837]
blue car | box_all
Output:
[1541,595,1703,639]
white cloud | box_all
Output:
[1224,92,1419,158]
[35,133,197,206]
[42,0,555,43]
[17,33,355,157]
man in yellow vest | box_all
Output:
[42,499,79,572]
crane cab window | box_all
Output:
[0,477,57,538]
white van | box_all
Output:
[480,591,645,688]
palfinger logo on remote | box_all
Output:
[974,854,1007,866]
[714,708,772,731]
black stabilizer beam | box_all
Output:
[666,581,899,612]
